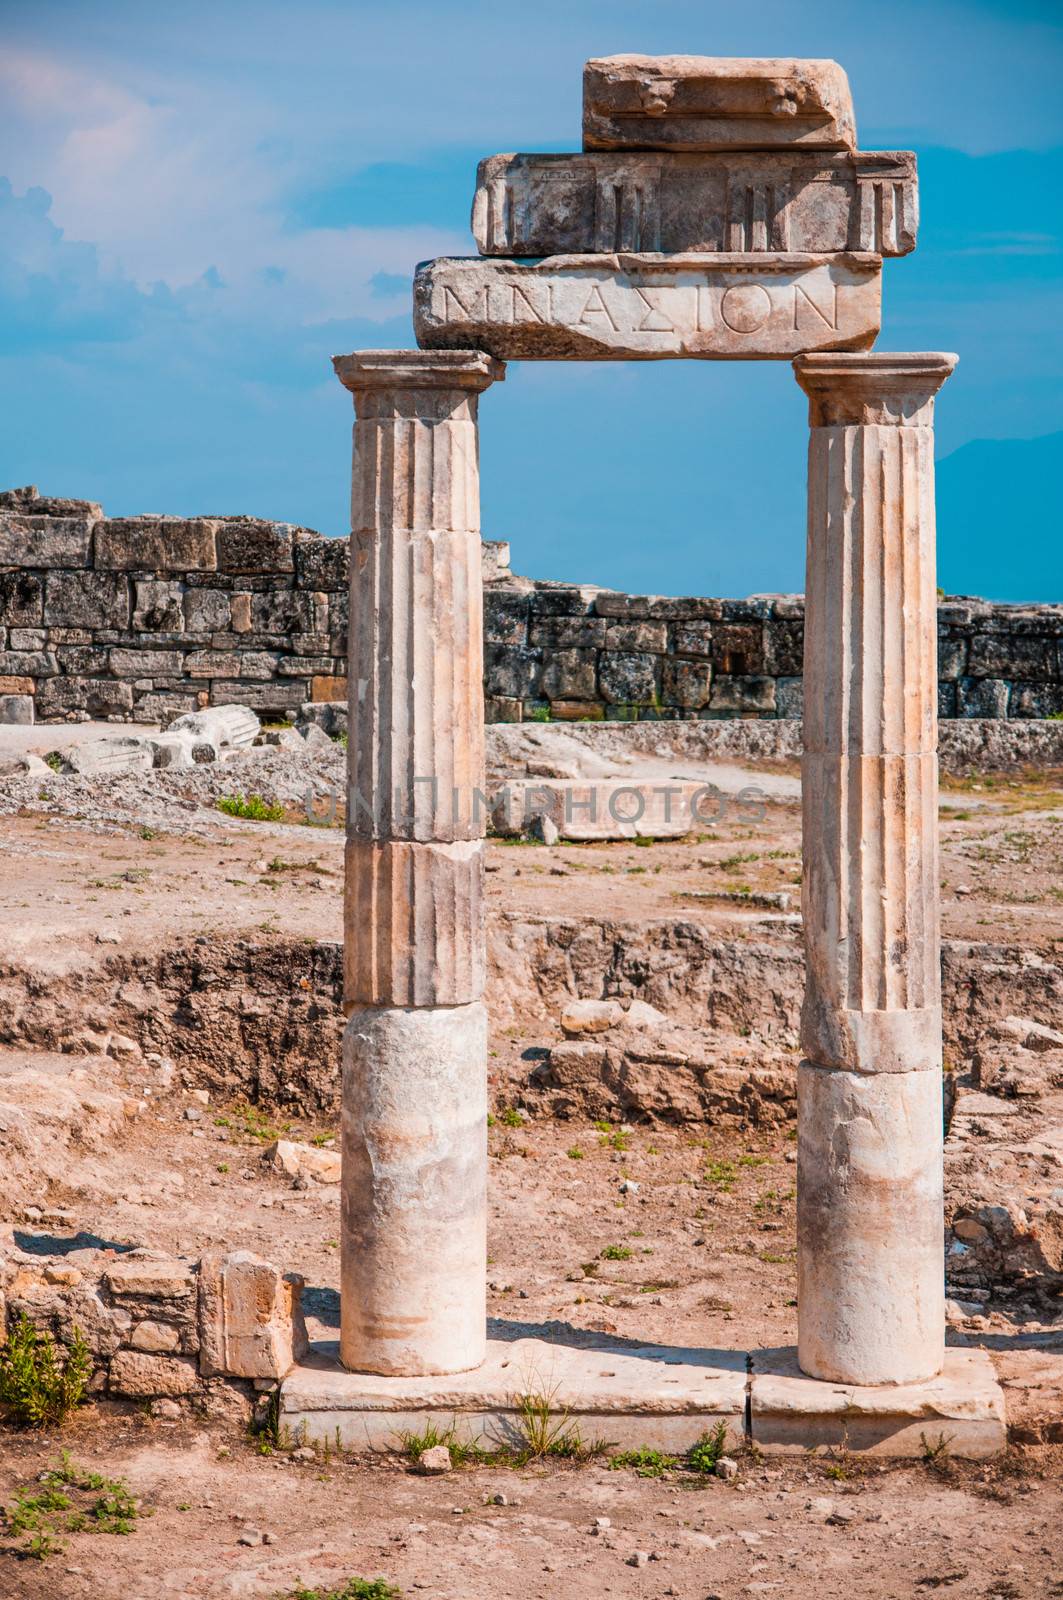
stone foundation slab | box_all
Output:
[750,1346,1005,1458]
[280,1332,747,1452]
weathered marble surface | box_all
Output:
[583,55,857,152]
[415,253,881,361]
[473,150,916,257]
[794,352,957,1386]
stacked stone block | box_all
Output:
[0,486,349,723]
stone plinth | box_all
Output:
[474,150,916,258]
[582,55,857,152]
[750,1346,1006,1457]
[278,1335,1004,1458]
[280,1331,747,1451]
[794,352,957,1386]
[415,254,881,361]
[334,350,503,1377]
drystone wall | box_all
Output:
[2,485,1061,724]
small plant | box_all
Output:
[607,1446,677,1479]
[600,1244,632,1262]
[44,752,64,772]
[687,1420,730,1475]
[283,1581,402,1600]
[496,1106,524,1129]
[395,1419,485,1469]
[0,1317,91,1427]
[2,1456,148,1562]
[566,1146,584,1160]
[595,1121,631,1152]
[920,1430,955,1475]
[216,792,285,823]
[214,1101,289,1143]
[703,1159,737,1191]
[528,705,551,723]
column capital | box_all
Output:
[333,348,505,397]
[793,351,957,427]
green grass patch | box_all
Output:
[216,793,285,823]
[213,1101,290,1143]
[599,1244,632,1261]
[2,1453,150,1562]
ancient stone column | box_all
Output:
[793,351,957,1386]
[333,349,504,1376]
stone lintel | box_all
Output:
[415,253,882,362]
[582,55,857,153]
[473,149,917,258]
[794,351,958,426]
[750,1346,1005,1458]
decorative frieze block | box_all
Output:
[582,55,857,152]
[415,253,881,361]
[473,151,916,258]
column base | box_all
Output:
[278,1335,1004,1460]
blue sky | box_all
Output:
[0,0,1060,600]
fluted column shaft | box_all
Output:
[794,352,957,1386]
[333,349,504,1376]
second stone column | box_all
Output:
[333,349,505,1376]
[793,351,957,1387]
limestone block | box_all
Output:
[0,695,33,725]
[215,519,296,573]
[63,736,156,778]
[414,253,881,361]
[583,55,857,151]
[0,485,102,518]
[182,588,231,632]
[474,150,916,257]
[264,1139,341,1184]
[95,517,219,572]
[37,675,134,717]
[45,571,130,628]
[109,648,185,678]
[341,1002,487,1375]
[344,838,485,1007]
[105,1259,196,1300]
[709,675,775,712]
[0,572,43,626]
[484,642,542,699]
[198,1249,308,1379]
[133,580,185,632]
[0,675,33,695]
[797,1062,944,1385]
[147,732,197,769]
[169,703,260,749]
[296,536,349,591]
[129,1319,183,1353]
[598,651,658,705]
[0,512,94,567]
[109,1350,199,1396]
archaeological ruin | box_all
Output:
[4,56,1063,1564]
[300,52,1004,1444]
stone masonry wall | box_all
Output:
[3,486,1061,724]
[485,579,1063,723]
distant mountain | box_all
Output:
[937,432,1061,601]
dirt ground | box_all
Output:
[1,750,1062,1596]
